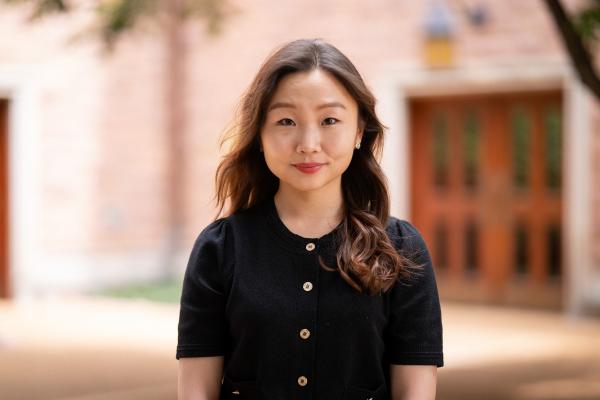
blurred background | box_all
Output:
[0,0,599,399]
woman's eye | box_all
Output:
[277,118,295,126]
[323,117,339,125]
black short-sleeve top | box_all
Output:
[176,196,444,400]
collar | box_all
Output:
[259,195,342,257]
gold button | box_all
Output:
[299,328,310,339]
[305,242,315,251]
[303,282,313,291]
[297,375,308,386]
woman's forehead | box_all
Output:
[268,70,356,111]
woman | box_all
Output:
[177,38,444,400]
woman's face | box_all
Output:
[259,69,363,196]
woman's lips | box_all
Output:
[294,163,324,174]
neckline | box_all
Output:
[263,195,343,254]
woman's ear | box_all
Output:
[357,119,365,141]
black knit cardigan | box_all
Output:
[176,196,444,400]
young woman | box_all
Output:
[177,38,444,400]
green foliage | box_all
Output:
[2,0,230,49]
[183,0,228,34]
[95,0,161,47]
[574,0,600,47]
[3,0,70,20]
[92,278,183,303]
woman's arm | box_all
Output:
[178,356,224,400]
[390,364,437,400]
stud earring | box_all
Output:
[355,141,361,149]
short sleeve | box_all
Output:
[176,218,231,359]
[385,218,444,367]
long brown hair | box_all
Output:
[214,38,422,295]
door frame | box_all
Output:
[372,60,595,315]
[0,65,44,301]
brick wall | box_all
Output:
[0,0,597,288]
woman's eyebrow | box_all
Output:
[268,101,346,111]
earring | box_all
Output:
[355,141,361,149]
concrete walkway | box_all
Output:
[1,295,600,400]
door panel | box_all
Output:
[410,91,562,309]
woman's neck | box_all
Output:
[273,184,345,238]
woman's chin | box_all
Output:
[280,178,343,195]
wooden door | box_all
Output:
[410,91,563,309]
[0,99,8,299]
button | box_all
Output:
[303,282,313,291]
[299,328,310,339]
[305,242,315,251]
[297,375,308,386]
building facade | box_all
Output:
[0,0,598,315]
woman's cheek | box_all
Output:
[323,139,355,159]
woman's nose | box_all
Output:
[296,124,321,153]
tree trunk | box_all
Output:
[164,0,187,278]
[545,0,600,100]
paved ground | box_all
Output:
[1,295,600,400]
